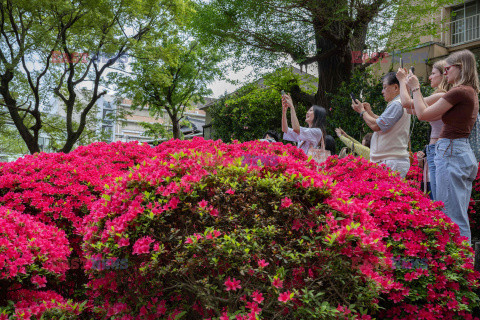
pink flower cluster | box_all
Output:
[0,207,69,283]
[7,290,82,319]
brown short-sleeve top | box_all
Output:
[440,85,479,139]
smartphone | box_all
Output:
[281,90,285,95]
[350,93,357,102]
[410,66,415,74]
[400,57,403,69]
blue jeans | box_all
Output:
[426,144,437,200]
[435,138,478,242]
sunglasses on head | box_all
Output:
[444,64,460,73]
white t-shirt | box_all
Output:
[283,127,323,154]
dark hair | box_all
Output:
[363,133,373,148]
[382,72,400,87]
[262,130,279,142]
[311,105,327,145]
[325,135,336,154]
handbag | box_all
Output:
[338,140,355,159]
[469,112,480,162]
[307,136,331,164]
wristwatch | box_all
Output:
[359,110,366,117]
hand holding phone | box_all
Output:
[350,93,357,102]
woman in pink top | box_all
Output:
[407,50,479,243]
[397,60,451,200]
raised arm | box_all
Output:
[352,100,381,131]
[407,74,453,121]
[283,94,301,134]
[281,96,289,133]
[397,68,414,109]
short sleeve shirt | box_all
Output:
[441,85,479,139]
[376,97,404,133]
[283,127,323,154]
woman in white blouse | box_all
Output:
[281,93,326,154]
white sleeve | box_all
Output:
[283,128,300,142]
[296,127,323,145]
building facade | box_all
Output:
[375,0,480,80]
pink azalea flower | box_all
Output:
[132,236,155,255]
[226,189,235,194]
[278,291,293,303]
[220,312,229,320]
[31,275,47,288]
[209,207,219,217]
[224,277,242,291]
[167,197,180,210]
[246,301,261,314]
[257,259,269,268]
[281,197,292,208]
[199,199,208,208]
[251,290,264,303]
[118,237,130,247]
[272,277,283,288]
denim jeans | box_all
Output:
[435,138,478,242]
[426,144,437,200]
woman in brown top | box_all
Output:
[406,50,479,243]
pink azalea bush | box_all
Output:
[0,137,478,319]
[0,142,158,300]
[0,207,72,317]
[0,141,157,241]
[81,138,479,319]
[322,155,479,319]
[468,166,480,239]
[83,139,392,319]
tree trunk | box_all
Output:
[172,115,181,139]
[0,73,40,154]
[314,36,352,108]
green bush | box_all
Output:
[210,68,315,143]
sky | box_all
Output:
[206,65,257,99]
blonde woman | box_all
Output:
[397,60,451,200]
[407,50,479,242]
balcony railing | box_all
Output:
[446,13,480,46]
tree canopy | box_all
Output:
[0,0,191,154]
[193,0,455,107]
[112,29,223,139]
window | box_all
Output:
[103,109,114,124]
[451,1,480,45]
[38,136,51,152]
[102,125,113,142]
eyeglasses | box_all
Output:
[444,64,460,74]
